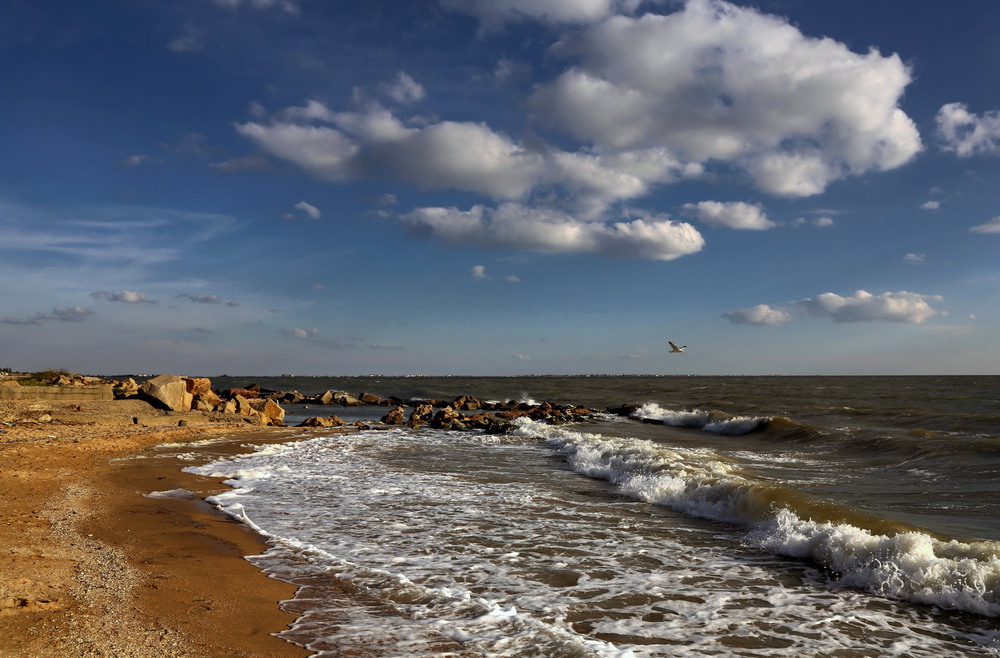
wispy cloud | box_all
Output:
[2,306,96,325]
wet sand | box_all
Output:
[0,399,310,657]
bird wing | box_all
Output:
[668,341,680,350]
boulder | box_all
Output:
[409,403,435,422]
[359,392,382,405]
[249,398,285,426]
[184,377,213,396]
[380,406,406,425]
[140,374,191,411]
[430,406,461,429]
[296,415,345,427]
[334,392,363,407]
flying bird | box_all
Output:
[668,341,687,353]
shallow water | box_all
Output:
[178,376,1000,656]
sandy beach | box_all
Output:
[0,398,311,657]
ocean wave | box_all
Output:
[514,418,1000,618]
[631,402,770,436]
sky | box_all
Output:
[3,0,1000,376]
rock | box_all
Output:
[453,395,482,411]
[297,415,346,428]
[430,406,461,429]
[359,392,382,405]
[409,403,435,422]
[334,392,363,407]
[248,398,285,426]
[184,377,213,396]
[139,374,191,411]
[380,406,406,425]
[316,390,336,405]
[193,390,223,411]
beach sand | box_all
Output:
[0,399,311,657]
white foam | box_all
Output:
[143,488,196,500]
[630,402,769,435]
[189,425,1000,656]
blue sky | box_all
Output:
[3,0,1000,376]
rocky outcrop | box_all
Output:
[139,374,191,412]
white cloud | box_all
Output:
[682,200,774,230]
[382,72,426,105]
[440,0,616,27]
[293,200,321,219]
[529,0,921,197]
[903,253,925,265]
[402,203,705,260]
[90,290,157,304]
[471,265,489,279]
[920,200,940,210]
[936,102,1000,156]
[722,304,791,326]
[292,327,319,338]
[815,216,834,227]
[235,121,361,181]
[970,216,1000,234]
[798,290,942,324]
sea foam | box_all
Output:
[514,417,1000,618]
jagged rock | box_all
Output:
[380,406,406,425]
[232,394,254,415]
[430,406,461,429]
[409,403,435,422]
[139,374,192,411]
[315,390,336,404]
[335,392,363,406]
[249,398,285,426]
[452,395,482,411]
[227,387,260,399]
[297,415,346,428]
[184,377,213,396]
[359,392,382,405]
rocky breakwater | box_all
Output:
[133,374,286,426]
[282,389,593,434]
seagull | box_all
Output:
[668,341,687,353]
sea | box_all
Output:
[166,375,1000,656]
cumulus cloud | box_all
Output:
[440,0,617,27]
[722,304,791,326]
[920,200,940,211]
[292,327,320,338]
[726,290,944,327]
[970,216,1000,234]
[402,203,705,260]
[936,102,1000,156]
[798,290,942,324]
[2,306,95,325]
[529,0,921,197]
[90,290,157,304]
[682,201,774,230]
[382,72,425,105]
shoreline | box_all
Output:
[0,400,311,657]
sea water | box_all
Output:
[174,376,1000,656]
